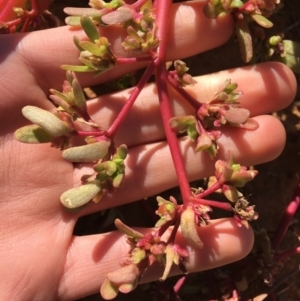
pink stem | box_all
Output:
[116,56,152,64]
[173,275,187,293]
[195,181,222,199]
[105,61,155,138]
[30,0,39,12]
[191,197,233,211]
[274,246,300,261]
[5,17,23,27]
[75,130,104,136]
[168,73,201,110]
[271,183,300,250]
[154,0,191,205]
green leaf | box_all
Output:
[180,206,203,249]
[274,40,300,74]
[114,218,144,238]
[64,7,100,16]
[22,106,70,137]
[230,0,243,8]
[251,14,273,28]
[62,141,110,162]
[100,278,118,300]
[72,78,86,109]
[103,161,117,176]
[60,181,101,209]
[101,7,133,25]
[61,65,95,72]
[65,16,82,26]
[116,144,127,160]
[80,15,100,41]
[78,58,98,70]
[73,36,85,51]
[49,89,70,103]
[235,20,253,63]
[79,41,104,56]
[224,108,250,124]
[113,173,124,188]
[14,125,53,143]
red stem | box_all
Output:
[5,17,23,27]
[271,183,300,250]
[173,275,187,293]
[195,181,222,199]
[30,0,42,12]
[75,130,104,136]
[191,197,233,212]
[154,0,191,205]
[168,73,201,110]
[116,56,152,64]
[105,61,155,138]
[274,246,300,261]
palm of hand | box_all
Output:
[0,2,297,300]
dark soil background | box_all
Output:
[49,1,300,300]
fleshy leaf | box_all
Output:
[116,144,127,160]
[274,40,300,74]
[106,264,140,284]
[235,20,253,63]
[72,78,86,109]
[61,65,95,72]
[222,184,241,202]
[64,7,100,16]
[114,218,144,238]
[112,173,124,188]
[73,35,85,51]
[81,15,100,41]
[230,0,243,9]
[60,181,101,208]
[251,14,273,28]
[62,141,110,162]
[22,106,70,137]
[230,118,259,130]
[65,16,81,26]
[14,124,53,143]
[224,108,250,124]
[101,7,134,25]
[180,206,203,249]
[100,278,118,300]
[79,41,105,56]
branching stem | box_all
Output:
[154,0,191,205]
[105,61,155,138]
[168,73,201,110]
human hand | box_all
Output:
[0,1,296,300]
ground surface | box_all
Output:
[49,1,300,300]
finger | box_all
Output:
[87,61,296,147]
[74,114,285,216]
[12,1,233,90]
[58,218,253,300]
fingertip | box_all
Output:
[167,1,234,60]
[176,218,254,272]
[243,62,297,114]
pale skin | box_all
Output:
[0,1,297,300]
